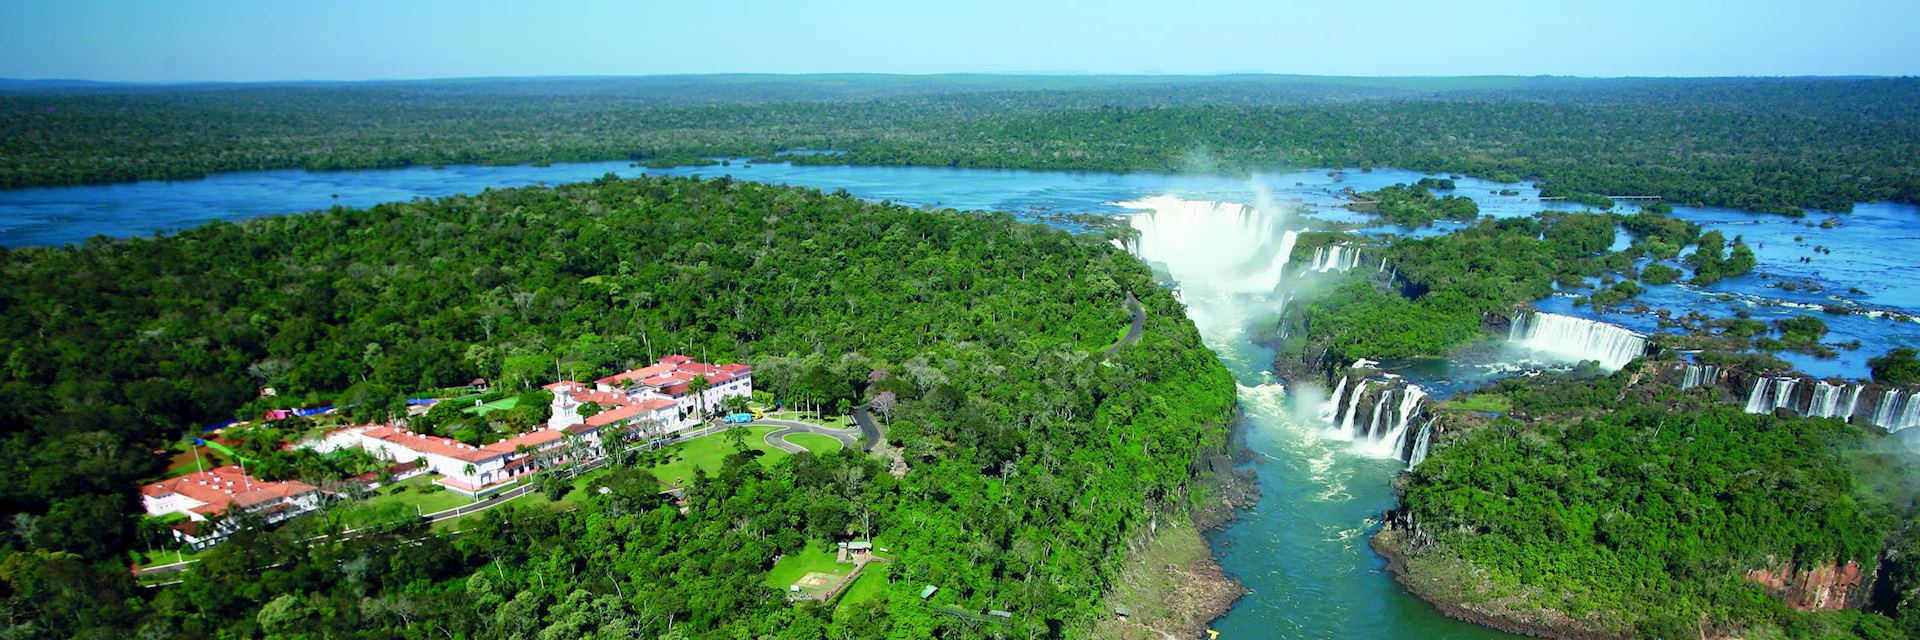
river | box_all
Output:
[4,160,1915,638]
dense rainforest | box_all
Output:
[0,175,1238,638]
[3,75,1917,216]
[1384,371,1919,638]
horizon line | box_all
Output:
[2,71,1912,88]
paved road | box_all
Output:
[754,419,860,453]
[1104,292,1145,357]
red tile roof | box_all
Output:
[142,466,318,518]
[362,426,501,462]
[480,429,565,453]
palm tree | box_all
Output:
[687,375,712,420]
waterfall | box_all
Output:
[1338,380,1371,436]
[1407,418,1436,468]
[1508,311,1650,371]
[1321,369,1431,462]
[1804,382,1859,419]
[1308,243,1363,274]
[1744,378,1768,413]
[1680,364,1722,390]
[1120,196,1299,295]
[1321,376,1348,423]
[1377,256,1389,273]
[1841,385,1863,421]
[1381,386,1428,460]
[1870,389,1920,432]
[1743,376,1801,415]
[1365,393,1388,439]
[1774,378,1800,413]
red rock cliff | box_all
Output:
[1743,559,1871,611]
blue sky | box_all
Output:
[1,0,1914,82]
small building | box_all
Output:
[919,585,939,600]
[140,466,322,549]
[836,540,874,563]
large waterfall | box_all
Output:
[1120,196,1298,295]
[1323,362,1434,466]
[1508,311,1650,371]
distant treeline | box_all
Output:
[2,75,1916,215]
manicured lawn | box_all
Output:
[337,475,472,527]
[766,541,855,598]
[133,545,211,569]
[646,426,789,487]
[785,433,843,456]
[836,565,889,608]
[760,411,854,429]
[463,396,520,416]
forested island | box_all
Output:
[3,75,1918,215]
[1261,202,1920,637]
[0,175,1242,638]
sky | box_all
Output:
[1,0,1914,82]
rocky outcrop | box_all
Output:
[1744,560,1873,611]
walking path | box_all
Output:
[1104,292,1145,357]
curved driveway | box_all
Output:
[754,419,860,453]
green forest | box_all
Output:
[3,75,1917,215]
[1392,371,1919,638]
[0,175,1238,638]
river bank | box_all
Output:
[1371,527,1632,640]
[1098,459,1259,640]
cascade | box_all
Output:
[1364,393,1388,439]
[1322,372,1431,462]
[1871,389,1920,432]
[1744,378,1768,413]
[1338,380,1371,436]
[1744,377,1802,414]
[1120,196,1299,295]
[1808,382,1838,418]
[1507,311,1650,371]
[1680,363,1722,390]
[1321,375,1348,423]
[1406,418,1436,468]
[1842,385,1864,420]
[1308,243,1363,274]
[1805,382,1858,419]
[1380,386,1428,460]
[1773,378,1800,413]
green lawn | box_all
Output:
[336,475,472,527]
[646,426,789,487]
[133,545,211,569]
[463,396,520,416]
[785,433,843,456]
[762,411,856,429]
[766,541,855,597]
[836,565,889,608]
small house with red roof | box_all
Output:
[141,466,322,549]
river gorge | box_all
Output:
[4,159,1916,637]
